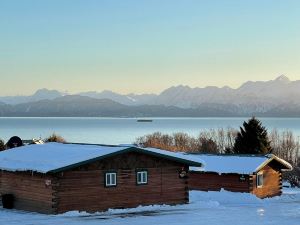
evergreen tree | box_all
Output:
[0,139,5,151]
[233,117,272,154]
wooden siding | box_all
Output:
[52,151,188,213]
[0,152,189,214]
[189,172,250,193]
[251,164,282,198]
[189,159,283,199]
[0,171,54,214]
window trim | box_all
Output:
[105,171,117,187]
[256,172,263,188]
[136,170,148,185]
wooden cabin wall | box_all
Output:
[189,172,250,193]
[251,164,282,198]
[0,171,54,213]
[54,152,189,213]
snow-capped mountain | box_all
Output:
[0,88,63,105]
[0,75,300,116]
[79,90,156,106]
[150,75,300,112]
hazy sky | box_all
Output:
[0,0,300,95]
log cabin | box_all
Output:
[188,154,292,198]
[0,143,202,214]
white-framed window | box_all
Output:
[256,172,263,188]
[137,171,148,185]
[105,172,117,187]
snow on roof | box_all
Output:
[0,143,202,173]
[143,147,205,166]
[189,154,292,174]
[0,143,127,173]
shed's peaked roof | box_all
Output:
[189,154,292,174]
[0,143,203,173]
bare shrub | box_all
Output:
[173,132,191,152]
[135,129,237,153]
[283,167,300,188]
[135,132,175,151]
[45,133,66,143]
[198,137,218,154]
[135,128,299,161]
[269,129,300,186]
[136,128,300,186]
[270,129,300,166]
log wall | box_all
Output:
[0,171,54,213]
[53,152,188,213]
[189,161,283,199]
[251,164,282,198]
[0,152,189,214]
[189,172,250,193]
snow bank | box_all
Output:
[62,204,177,217]
[61,189,284,217]
[1,188,300,225]
[190,190,265,205]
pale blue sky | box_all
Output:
[0,0,299,95]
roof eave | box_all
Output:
[255,155,293,173]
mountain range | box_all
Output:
[0,75,300,117]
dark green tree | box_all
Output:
[233,117,272,154]
[0,139,5,151]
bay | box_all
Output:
[0,117,300,144]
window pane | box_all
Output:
[142,172,147,183]
[106,174,110,185]
[106,172,116,186]
[142,173,145,183]
[112,173,116,185]
[137,171,147,184]
[257,174,263,187]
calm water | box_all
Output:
[0,117,300,144]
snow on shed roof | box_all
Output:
[0,143,203,173]
[189,154,292,174]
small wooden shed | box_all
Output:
[188,154,292,198]
[0,143,202,214]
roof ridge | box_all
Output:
[63,142,122,147]
[187,153,267,157]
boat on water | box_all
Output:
[137,119,153,122]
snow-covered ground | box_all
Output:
[1,189,300,225]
